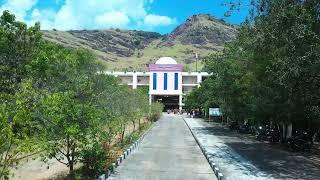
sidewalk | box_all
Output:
[108,114,217,180]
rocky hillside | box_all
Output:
[162,14,237,47]
[43,29,161,60]
[43,14,238,71]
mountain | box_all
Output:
[43,14,238,71]
[162,14,237,46]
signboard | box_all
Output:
[209,108,222,117]
[148,64,183,72]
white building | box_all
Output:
[105,57,210,110]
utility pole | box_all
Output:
[195,53,198,72]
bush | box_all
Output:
[148,102,164,122]
[80,142,107,177]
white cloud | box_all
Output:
[29,8,56,29]
[0,0,38,20]
[0,0,176,31]
[51,0,150,30]
[144,14,176,27]
[95,11,130,28]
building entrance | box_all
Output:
[153,95,179,111]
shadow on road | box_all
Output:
[194,124,320,180]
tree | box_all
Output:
[28,44,102,177]
[0,11,42,179]
[0,10,41,94]
[0,81,39,179]
[187,0,320,139]
[38,91,98,177]
[0,11,164,179]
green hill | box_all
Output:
[43,14,238,71]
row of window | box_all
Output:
[153,73,178,90]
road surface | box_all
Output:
[183,115,320,180]
[109,114,217,180]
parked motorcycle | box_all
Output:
[238,123,252,134]
[229,121,239,130]
[286,130,313,152]
[256,125,280,143]
[256,125,268,141]
[266,127,280,143]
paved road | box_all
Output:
[184,116,320,180]
[109,114,217,180]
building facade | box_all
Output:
[105,57,210,110]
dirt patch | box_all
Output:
[11,158,69,180]
[10,119,151,180]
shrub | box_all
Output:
[148,102,164,122]
[80,142,107,177]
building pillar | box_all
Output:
[179,95,183,111]
[133,73,137,89]
[197,73,202,87]
[149,94,152,105]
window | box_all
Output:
[174,73,178,90]
[153,73,157,90]
[164,73,168,90]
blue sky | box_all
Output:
[0,0,251,34]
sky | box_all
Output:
[0,0,251,34]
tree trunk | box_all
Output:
[281,122,293,142]
[133,121,136,133]
[66,137,75,180]
[121,128,125,143]
[69,163,74,174]
[68,162,74,180]
[282,123,287,142]
[138,118,141,131]
[287,123,292,138]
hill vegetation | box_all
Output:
[43,14,238,71]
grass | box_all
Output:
[102,41,222,71]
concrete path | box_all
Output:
[109,114,217,180]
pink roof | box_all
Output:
[148,64,183,72]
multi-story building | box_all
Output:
[105,57,210,110]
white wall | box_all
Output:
[104,71,210,94]
[149,72,182,95]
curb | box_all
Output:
[180,115,225,180]
[98,120,158,180]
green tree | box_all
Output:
[0,10,41,94]
[0,11,164,179]
[28,45,102,177]
[0,11,42,179]
[187,0,320,138]
[0,81,39,179]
